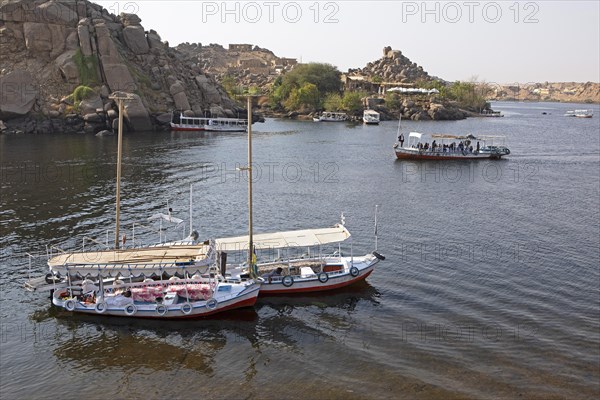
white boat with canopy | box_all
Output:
[221,215,384,295]
[363,109,380,125]
[170,113,248,132]
[48,240,260,318]
[394,132,510,160]
[314,112,348,122]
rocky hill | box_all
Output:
[491,82,599,103]
[175,42,297,90]
[346,46,435,84]
[0,0,242,134]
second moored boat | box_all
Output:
[170,112,248,132]
[221,220,384,294]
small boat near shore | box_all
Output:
[313,111,347,122]
[170,113,248,132]
[479,110,504,117]
[564,109,593,118]
[394,132,510,160]
[363,109,380,125]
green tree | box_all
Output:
[385,92,401,110]
[270,63,341,111]
[323,93,342,111]
[281,63,341,94]
[341,91,366,114]
[220,75,239,98]
[284,82,320,112]
[448,80,491,110]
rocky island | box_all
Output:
[1,0,597,134]
[0,0,244,134]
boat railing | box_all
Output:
[50,222,190,260]
[82,236,110,253]
[25,251,47,282]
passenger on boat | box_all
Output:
[105,290,134,307]
[262,267,283,283]
[398,134,404,147]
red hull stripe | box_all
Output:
[171,126,205,131]
[259,270,373,295]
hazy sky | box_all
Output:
[97,1,600,83]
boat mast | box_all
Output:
[109,93,135,249]
[115,98,123,249]
[247,95,254,276]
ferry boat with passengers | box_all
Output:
[394,132,510,160]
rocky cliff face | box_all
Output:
[0,0,241,134]
[491,82,600,104]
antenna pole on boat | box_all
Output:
[189,183,193,235]
[109,92,135,250]
[374,205,379,251]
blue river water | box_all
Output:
[0,101,599,399]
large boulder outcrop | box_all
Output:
[36,1,79,26]
[0,0,241,133]
[195,75,222,104]
[23,22,52,52]
[77,22,93,56]
[54,49,79,83]
[123,25,149,55]
[120,93,153,131]
[0,70,38,118]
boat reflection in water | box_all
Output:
[47,282,380,396]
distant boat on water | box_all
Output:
[170,113,248,132]
[313,112,347,122]
[363,109,380,125]
[479,110,504,117]
[564,109,594,118]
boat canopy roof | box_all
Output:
[430,134,476,140]
[408,132,422,139]
[48,244,212,277]
[364,110,379,115]
[46,225,350,276]
[426,134,506,140]
[215,224,351,252]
